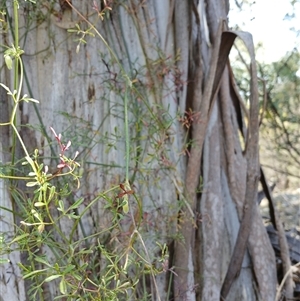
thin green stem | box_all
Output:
[16,57,24,102]
[13,1,19,40]
[43,191,54,224]
[10,99,19,120]
[11,0,19,168]
[13,1,19,60]
[10,123,30,158]
[0,174,31,180]
[124,87,130,181]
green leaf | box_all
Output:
[31,209,42,222]
[4,55,12,70]
[44,275,61,282]
[68,197,84,210]
[49,186,56,201]
[63,264,75,274]
[72,273,82,281]
[26,181,38,187]
[122,200,129,214]
[38,224,45,233]
[9,233,29,245]
[23,268,47,279]
[59,278,67,295]
[23,97,39,103]
[0,83,11,93]
[58,200,64,212]
[66,213,80,219]
[34,257,51,267]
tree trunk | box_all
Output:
[0,0,276,300]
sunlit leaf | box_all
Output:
[0,83,11,93]
[38,224,45,233]
[23,268,47,279]
[44,275,61,282]
[34,202,45,207]
[4,55,12,70]
[26,181,38,187]
[59,278,67,294]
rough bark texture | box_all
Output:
[173,1,277,301]
[0,1,277,300]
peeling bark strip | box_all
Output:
[175,1,276,300]
[220,31,260,300]
[174,22,234,300]
[218,32,277,301]
[260,168,294,300]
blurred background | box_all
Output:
[229,0,300,230]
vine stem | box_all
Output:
[10,58,31,160]
[124,86,130,181]
[11,0,19,168]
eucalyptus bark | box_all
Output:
[174,1,277,301]
[0,1,277,300]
